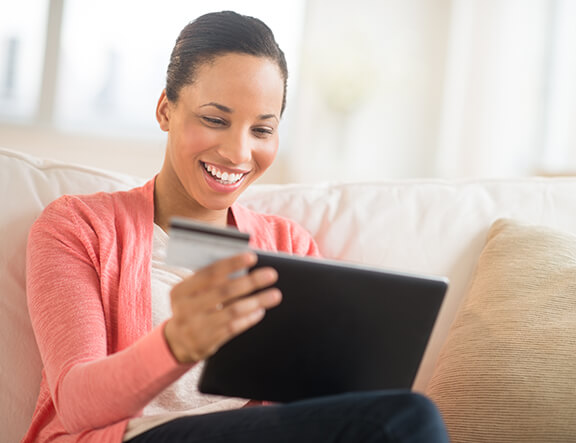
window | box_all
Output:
[0,0,306,137]
[0,0,48,122]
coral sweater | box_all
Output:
[23,179,319,443]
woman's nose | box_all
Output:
[218,129,252,165]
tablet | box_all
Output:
[198,250,448,403]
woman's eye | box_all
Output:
[202,117,226,127]
[253,127,274,138]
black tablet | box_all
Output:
[198,250,448,403]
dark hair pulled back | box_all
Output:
[166,11,288,114]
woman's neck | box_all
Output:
[153,174,229,232]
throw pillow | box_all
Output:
[425,218,576,442]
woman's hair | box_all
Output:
[166,11,288,114]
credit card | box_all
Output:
[166,217,251,271]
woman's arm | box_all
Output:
[26,199,191,433]
[27,197,281,433]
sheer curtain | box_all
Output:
[540,0,576,175]
[285,0,576,183]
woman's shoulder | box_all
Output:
[232,202,305,233]
[35,180,154,232]
[232,204,320,256]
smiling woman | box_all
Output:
[154,53,285,227]
[22,11,449,443]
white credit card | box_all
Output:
[166,217,251,271]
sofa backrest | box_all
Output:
[238,176,576,395]
[1,148,144,442]
[4,146,576,441]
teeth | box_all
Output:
[203,163,244,184]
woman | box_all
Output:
[24,11,449,443]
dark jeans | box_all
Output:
[127,390,449,443]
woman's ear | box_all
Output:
[156,89,171,132]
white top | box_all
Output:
[123,225,248,440]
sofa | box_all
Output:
[2,146,575,442]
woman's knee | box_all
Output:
[401,392,441,416]
[386,392,448,441]
[344,391,447,442]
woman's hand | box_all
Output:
[163,252,281,364]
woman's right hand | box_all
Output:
[163,251,281,364]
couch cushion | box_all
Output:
[426,218,576,442]
[0,147,144,442]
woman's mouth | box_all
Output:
[202,162,247,185]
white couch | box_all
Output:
[2,146,576,442]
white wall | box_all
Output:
[288,0,452,182]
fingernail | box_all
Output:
[245,252,258,265]
[252,309,265,321]
[265,268,278,281]
[271,289,282,303]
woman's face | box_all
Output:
[156,53,284,222]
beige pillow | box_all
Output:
[426,218,576,442]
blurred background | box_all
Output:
[1,0,575,183]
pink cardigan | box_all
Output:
[24,179,319,443]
